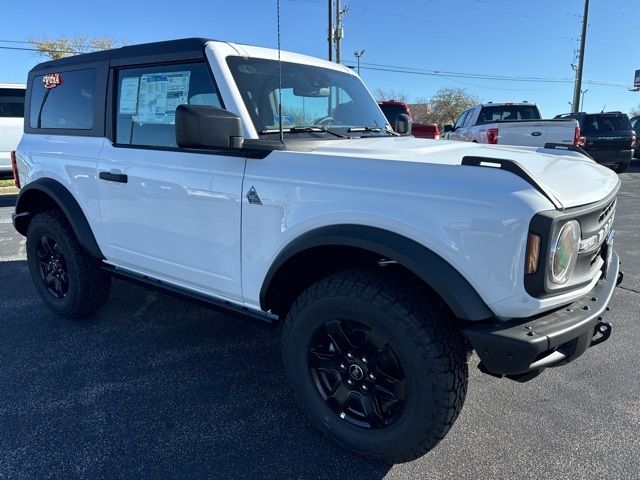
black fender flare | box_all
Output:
[260,225,493,321]
[14,178,104,259]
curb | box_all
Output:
[0,186,19,195]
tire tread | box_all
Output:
[283,267,468,463]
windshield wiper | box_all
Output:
[348,126,381,132]
[348,126,400,137]
[259,126,350,138]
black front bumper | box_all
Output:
[464,251,621,380]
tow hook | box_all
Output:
[590,321,612,347]
[616,270,624,286]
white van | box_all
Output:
[0,83,26,176]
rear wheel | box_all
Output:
[614,158,630,173]
[282,268,468,463]
[26,210,111,318]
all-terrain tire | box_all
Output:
[614,158,630,173]
[282,268,468,463]
[26,210,111,318]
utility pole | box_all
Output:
[572,0,590,113]
[354,50,365,75]
[327,0,333,62]
[335,0,342,64]
[333,0,348,64]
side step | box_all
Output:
[102,265,279,325]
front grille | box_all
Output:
[598,199,616,224]
[564,196,616,289]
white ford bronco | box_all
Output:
[12,39,623,463]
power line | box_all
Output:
[0,45,82,54]
[0,39,632,90]
[344,61,633,89]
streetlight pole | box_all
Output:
[580,89,588,112]
[572,0,590,113]
[354,50,365,75]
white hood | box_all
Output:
[308,137,620,209]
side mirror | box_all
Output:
[395,113,412,136]
[443,124,454,133]
[176,105,244,149]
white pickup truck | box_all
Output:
[0,83,26,176]
[444,102,580,147]
[12,39,622,463]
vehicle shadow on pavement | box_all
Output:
[0,194,17,208]
[0,265,391,480]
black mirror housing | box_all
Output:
[443,124,454,133]
[176,105,244,149]
[395,113,412,136]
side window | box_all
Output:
[115,62,222,147]
[0,88,25,118]
[29,69,96,129]
[454,110,468,129]
[463,108,475,127]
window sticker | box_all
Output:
[119,77,139,114]
[43,73,63,89]
[136,71,191,124]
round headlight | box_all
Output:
[549,220,581,284]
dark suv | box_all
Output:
[632,115,639,159]
[555,112,634,172]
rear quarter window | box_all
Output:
[0,88,25,118]
[29,69,96,130]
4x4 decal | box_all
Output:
[246,186,262,205]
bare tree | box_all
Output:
[410,88,479,129]
[630,103,640,117]
[372,88,410,102]
[29,36,124,59]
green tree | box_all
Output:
[29,36,124,59]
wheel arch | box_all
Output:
[260,225,492,321]
[14,178,104,259]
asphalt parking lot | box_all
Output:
[1,162,639,480]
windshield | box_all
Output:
[476,105,541,124]
[379,104,408,125]
[582,114,631,133]
[226,57,389,137]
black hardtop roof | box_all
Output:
[30,37,215,72]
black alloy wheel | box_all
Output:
[35,234,70,299]
[308,318,407,429]
[26,210,111,318]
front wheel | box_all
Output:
[282,268,468,463]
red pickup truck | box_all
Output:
[378,100,440,139]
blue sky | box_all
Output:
[1,0,638,116]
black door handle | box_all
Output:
[99,171,128,183]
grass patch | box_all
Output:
[0,179,15,187]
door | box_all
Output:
[460,107,476,141]
[448,110,469,141]
[98,62,246,301]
